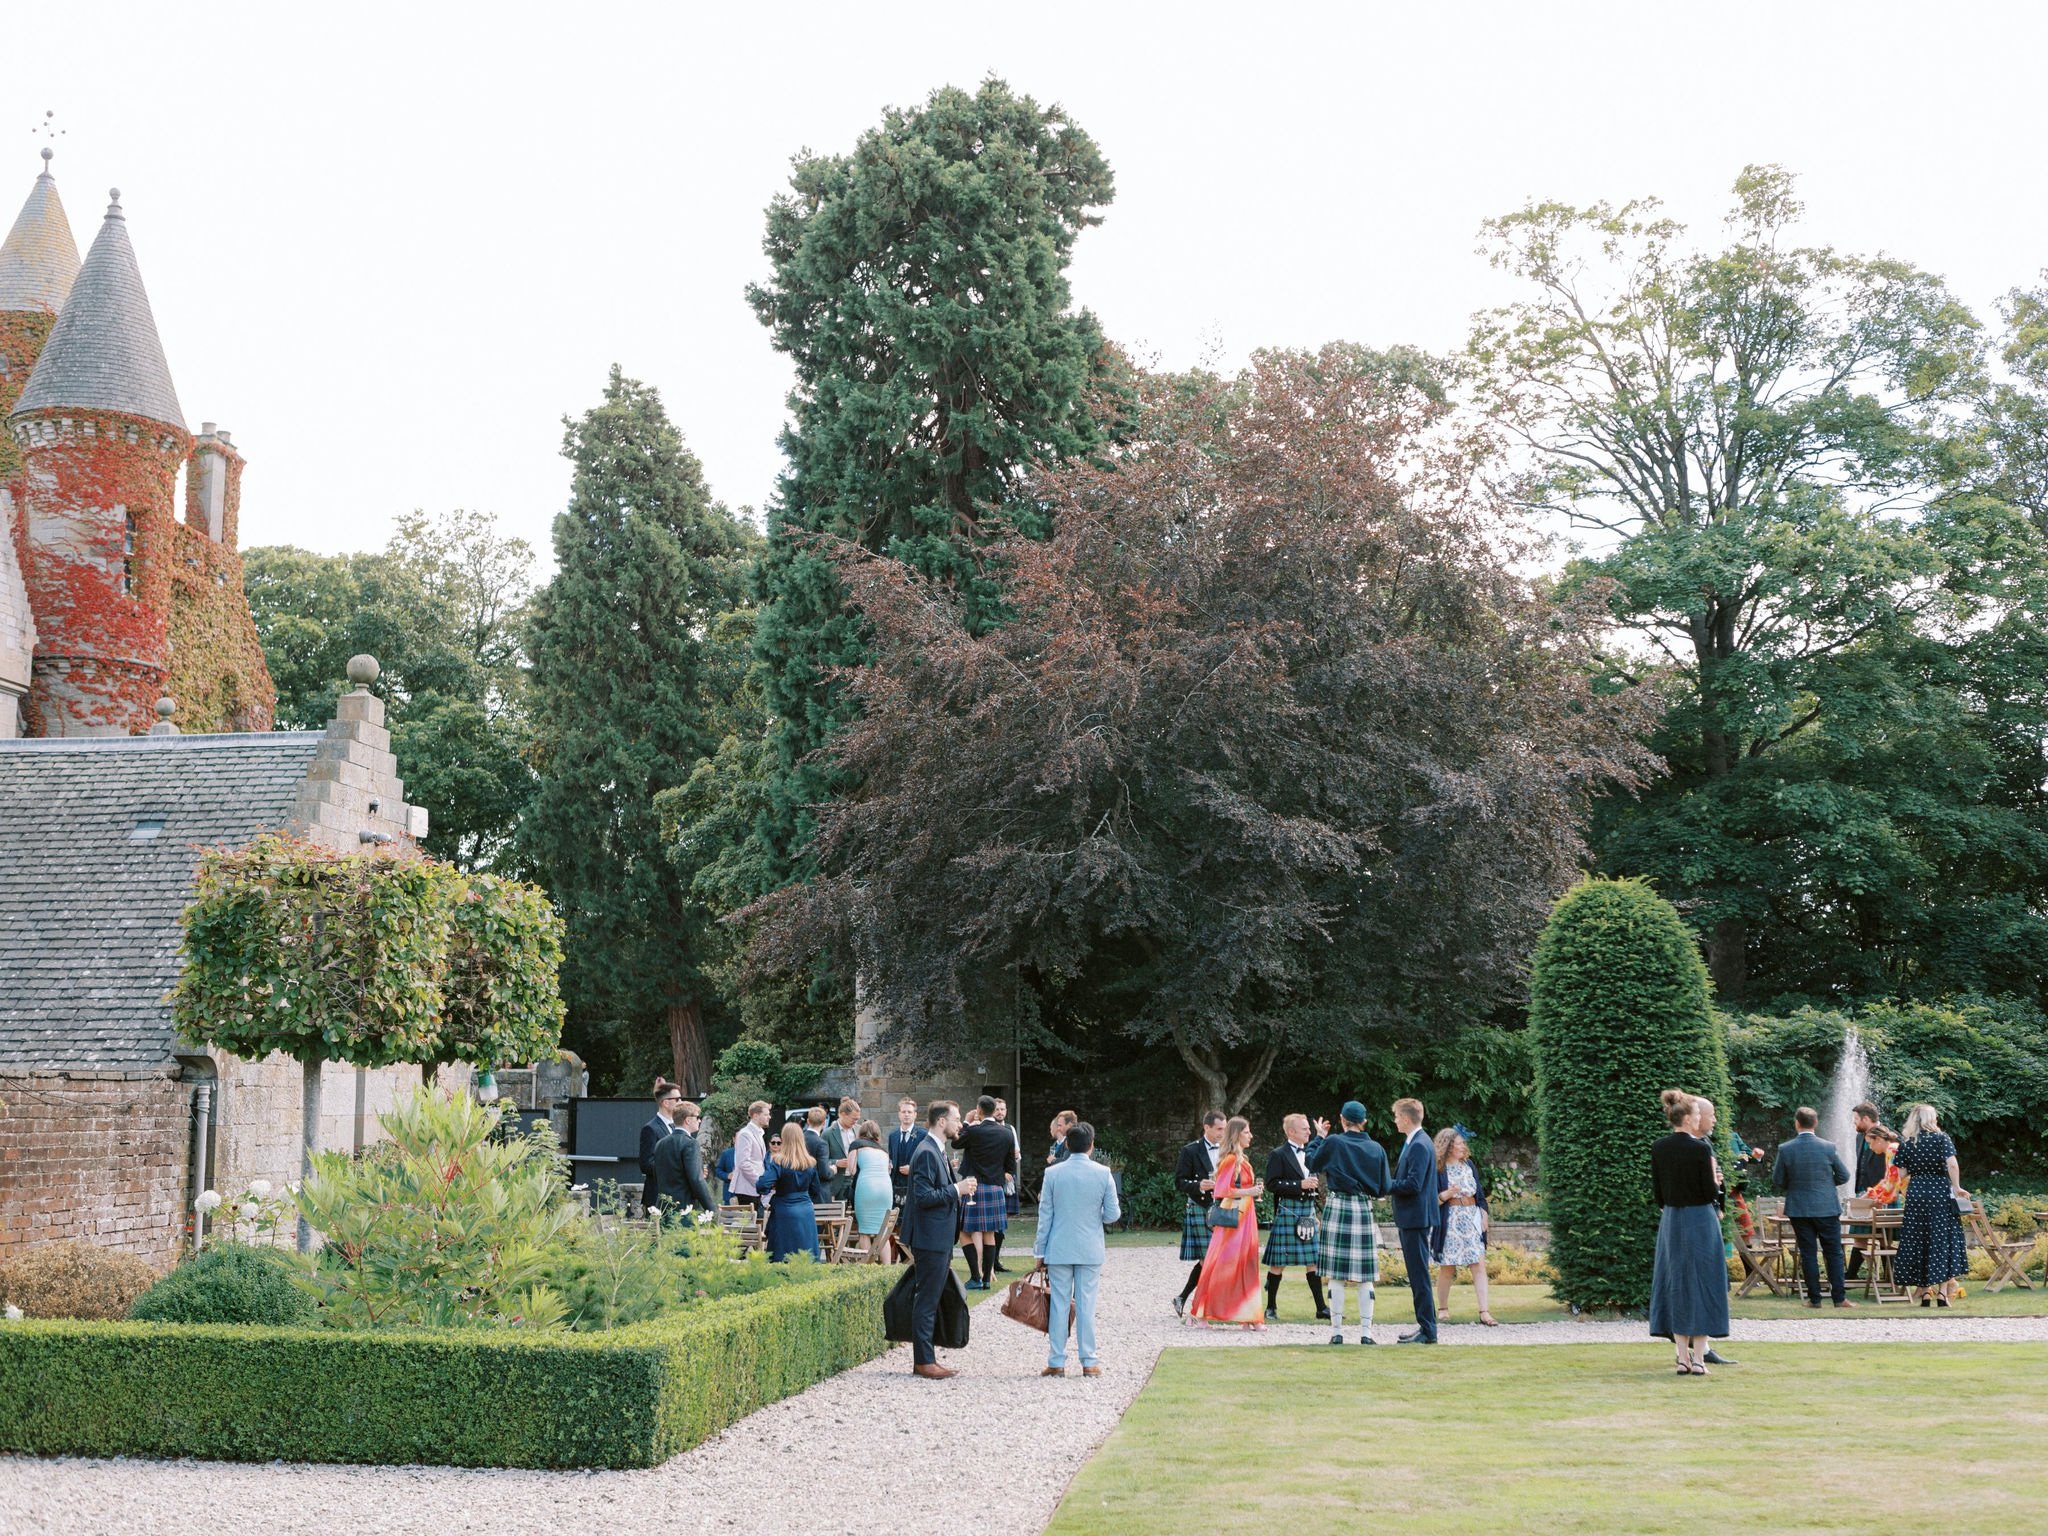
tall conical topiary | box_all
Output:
[1528,878,1731,1311]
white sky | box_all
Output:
[18,1,2048,569]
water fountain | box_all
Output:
[1821,1026,1872,1177]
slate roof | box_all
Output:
[0,162,79,314]
[12,191,184,432]
[0,732,321,1069]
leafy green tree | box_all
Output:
[1468,167,1985,1002]
[746,77,1116,882]
[520,367,754,1093]
[242,508,536,867]
[1528,878,1731,1311]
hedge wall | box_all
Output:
[0,1265,893,1468]
[1528,878,1731,1312]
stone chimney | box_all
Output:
[289,654,430,852]
[187,422,244,545]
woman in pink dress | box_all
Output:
[1189,1117,1266,1327]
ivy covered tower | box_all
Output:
[0,156,273,737]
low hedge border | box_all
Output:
[0,1264,895,1469]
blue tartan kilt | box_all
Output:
[1262,1197,1321,1268]
[1005,1183,1021,1217]
[1180,1200,1213,1261]
[962,1181,1009,1233]
[1317,1192,1379,1284]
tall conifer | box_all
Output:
[521,368,753,1089]
[746,78,1115,878]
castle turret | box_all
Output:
[9,188,189,735]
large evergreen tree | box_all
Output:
[745,77,1116,883]
[520,368,754,1090]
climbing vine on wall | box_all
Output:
[172,833,566,1071]
[167,524,276,733]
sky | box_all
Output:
[16,1,2048,570]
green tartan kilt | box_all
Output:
[1262,1197,1321,1268]
[1180,1200,1213,1261]
[1317,1191,1379,1283]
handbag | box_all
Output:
[882,1263,918,1343]
[1001,1268,1052,1333]
[1205,1201,1241,1229]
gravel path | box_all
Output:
[5,1244,2044,1536]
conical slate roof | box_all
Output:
[0,155,80,314]
[13,189,184,432]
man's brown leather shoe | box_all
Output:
[1041,1366,1066,1376]
[1081,1366,1102,1377]
[913,1362,956,1380]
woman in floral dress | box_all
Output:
[1431,1129,1498,1326]
[1892,1103,1971,1306]
[1188,1117,1266,1327]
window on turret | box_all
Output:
[121,510,137,597]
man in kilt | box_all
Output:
[954,1094,1018,1290]
[1173,1110,1227,1316]
[1307,1100,1391,1345]
[1262,1113,1330,1322]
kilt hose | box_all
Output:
[1262,1197,1321,1269]
[1317,1192,1379,1284]
[962,1181,1009,1234]
[1180,1200,1214,1262]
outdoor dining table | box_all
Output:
[1766,1210,1908,1302]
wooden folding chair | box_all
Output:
[1733,1221,1791,1298]
[1966,1211,2037,1292]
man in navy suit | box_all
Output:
[638,1082,684,1210]
[888,1096,923,1204]
[903,1100,974,1379]
[1386,1097,1440,1343]
[1773,1105,1855,1308]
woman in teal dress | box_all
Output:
[851,1118,892,1236]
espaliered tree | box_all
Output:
[744,77,1116,887]
[519,368,754,1091]
[1528,878,1731,1311]
[746,347,1657,1110]
[173,834,566,1250]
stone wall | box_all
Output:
[0,1067,192,1265]
[206,1053,456,1201]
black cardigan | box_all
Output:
[1651,1132,1719,1208]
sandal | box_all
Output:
[1689,1362,1710,1376]
[1478,1312,1500,1327]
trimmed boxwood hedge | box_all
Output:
[0,1264,894,1468]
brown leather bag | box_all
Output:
[1001,1267,1052,1333]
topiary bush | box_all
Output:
[1528,878,1731,1311]
[129,1243,315,1327]
[0,1241,160,1321]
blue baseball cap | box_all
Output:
[1340,1100,1368,1124]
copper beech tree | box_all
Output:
[748,345,1658,1112]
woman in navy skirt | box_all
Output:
[1649,1089,1729,1375]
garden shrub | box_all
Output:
[0,1241,160,1321]
[0,1265,893,1468]
[540,1217,824,1331]
[296,1086,580,1328]
[1528,878,1731,1311]
[129,1244,315,1327]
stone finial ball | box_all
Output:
[345,654,381,688]
[155,697,176,720]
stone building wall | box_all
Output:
[0,1067,192,1264]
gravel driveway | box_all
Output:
[5,1244,2044,1536]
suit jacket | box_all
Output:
[1388,1130,1441,1231]
[1772,1131,1850,1219]
[902,1132,961,1251]
[730,1121,767,1198]
[1853,1135,1889,1196]
[1264,1142,1315,1200]
[638,1114,671,1188]
[823,1121,857,1201]
[888,1126,923,1196]
[957,1119,1017,1184]
[1033,1150,1121,1266]
[1173,1138,1221,1207]
[649,1127,718,1215]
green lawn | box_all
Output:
[1047,1343,2048,1535]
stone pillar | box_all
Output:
[288,654,429,852]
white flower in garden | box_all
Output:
[3,1304,21,1321]
[239,1202,260,1220]
[247,1179,272,1200]
[194,1190,223,1213]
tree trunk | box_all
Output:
[1706,917,1747,1004]
[297,1055,322,1253]
[1171,1030,1282,1117]
[668,998,710,1095]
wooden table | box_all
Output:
[1767,1211,1907,1303]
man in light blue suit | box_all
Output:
[1032,1120,1121,1377]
